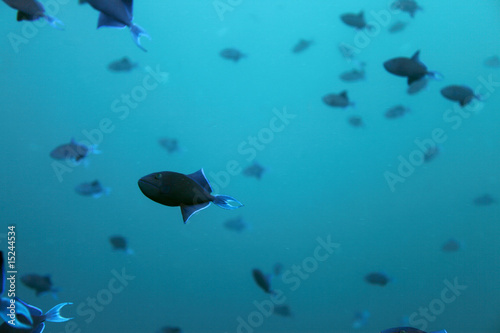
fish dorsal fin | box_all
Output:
[91,180,100,186]
[358,11,364,18]
[411,50,421,61]
[340,90,348,99]
[180,202,211,224]
[187,169,213,193]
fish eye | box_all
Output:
[154,173,162,180]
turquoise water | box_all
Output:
[0,1,499,332]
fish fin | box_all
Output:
[17,11,33,21]
[44,302,73,323]
[97,13,127,28]
[91,180,100,186]
[78,0,87,4]
[92,192,104,199]
[130,24,150,52]
[411,50,421,62]
[44,15,64,30]
[339,90,348,98]
[407,75,424,85]
[0,298,33,328]
[187,169,213,193]
[122,0,133,16]
[180,202,211,224]
[427,71,443,81]
[358,11,364,17]
[213,195,244,210]
[459,100,467,107]
[33,323,45,333]
[15,297,42,318]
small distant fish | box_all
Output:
[158,137,180,153]
[273,304,292,317]
[384,50,441,85]
[292,39,313,54]
[50,138,99,165]
[473,194,496,206]
[79,0,149,51]
[138,169,243,223]
[484,55,500,68]
[340,68,365,82]
[365,272,390,286]
[385,105,410,119]
[323,91,354,108]
[21,274,58,297]
[109,235,133,254]
[220,48,246,62]
[388,21,407,33]
[338,43,357,61]
[252,269,273,294]
[223,216,248,233]
[340,11,373,30]
[75,180,110,199]
[441,238,462,252]
[348,116,364,128]
[440,85,480,107]
[381,327,448,333]
[243,162,265,180]
[352,310,370,329]
[391,0,422,18]
[423,146,440,162]
[157,326,182,333]
[273,262,283,276]
[107,57,138,72]
[407,77,428,95]
[2,0,63,28]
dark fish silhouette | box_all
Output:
[252,269,273,294]
[385,105,410,119]
[79,0,149,51]
[273,263,283,276]
[109,235,133,254]
[348,116,364,128]
[107,57,138,72]
[473,194,495,206]
[440,85,480,106]
[273,304,292,317]
[50,138,99,165]
[2,0,63,28]
[75,180,110,198]
[158,137,180,153]
[223,216,248,233]
[21,274,58,297]
[157,327,182,333]
[423,146,440,162]
[340,11,372,30]
[381,327,447,333]
[391,0,422,17]
[220,48,246,62]
[292,39,313,53]
[340,68,365,82]
[441,238,461,252]
[138,169,243,223]
[384,50,440,85]
[406,77,428,95]
[388,21,407,33]
[242,162,265,180]
[484,55,500,68]
[323,91,354,108]
[364,272,390,286]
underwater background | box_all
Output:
[0,0,500,332]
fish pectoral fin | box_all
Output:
[17,11,33,22]
[97,13,126,29]
[180,202,211,224]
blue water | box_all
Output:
[1,1,499,332]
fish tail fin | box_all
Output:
[44,15,64,30]
[126,248,135,255]
[44,302,73,323]
[130,24,150,52]
[427,71,444,81]
[213,195,244,210]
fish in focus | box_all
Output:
[50,138,99,165]
[348,116,364,128]
[440,85,480,107]
[75,180,111,198]
[79,0,150,51]
[391,0,422,17]
[473,194,496,206]
[484,55,500,68]
[220,48,246,62]
[441,238,462,252]
[352,310,370,329]
[252,269,273,294]
[2,0,63,28]
[21,274,58,298]
[223,216,249,233]
[388,21,407,33]
[107,57,138,72]
[385,105,411,119]
[292,39,313,54]
[242,162,265,180]
[364,272,391,286]
[381,327,447,333]
[138,169,243,223]
[273,304,292,317]
[384,50,441,85]
[109,235,133,254]
[340,11,373,30]
[323,91,354,108]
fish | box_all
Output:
[252,269,273,294]
[381,327,447,333]
[388,21,407,33]
[385,105,410,119]
[340,68,365,82]
[223,216,248,233]
[138,169,243,223]
[340,11,373,30]
[391,0,422,18]
[75,180,111,198]
[107,57,138,72]
[109,235,133,254]
[384,51,441,85]
[20,274,58,297]
[352,310,370,329]
[440,85,480,107]
[273,304,292,317]
[158,137,180,153]
[364,272,391,286]
[423,146,440,162]
[484,55,500,68]
[157,327,182,333]
[273,263,283,276]
[441,238,462,252]
[2,0,63,28]
[292,39,313,54]
[406,77,428,95]
[50,138,99,165]
[79,0,150,51]
[220,48,246,62]
[323,91,354,108]
[348,116,364,128]
[338,43,357,61]
[242,162,265,180]
[473,194,496,206]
